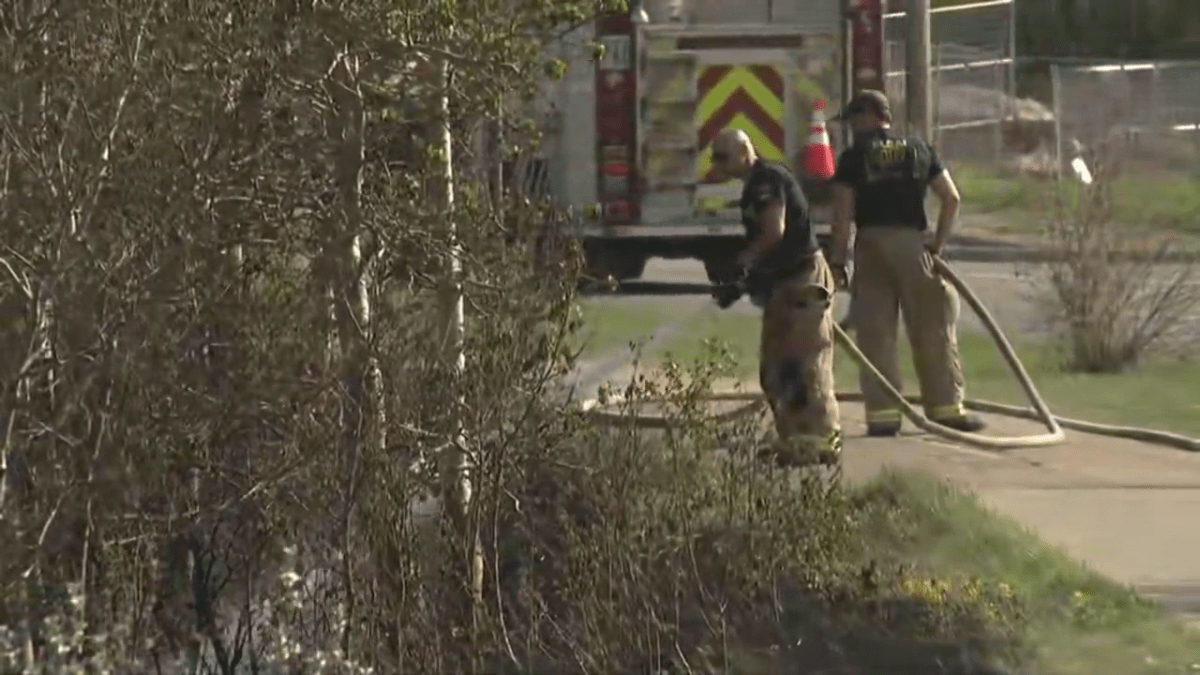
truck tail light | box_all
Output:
[595,12,639,226]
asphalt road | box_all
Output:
[587,255,1200,339]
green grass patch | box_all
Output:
[951,163,1200,238]
[953,163,1048,215]
[663,312,1200,438]
[663,308,763,375]
[855,471,1200,674]
[572,299,683,358]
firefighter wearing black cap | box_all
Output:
[828,90,986,437]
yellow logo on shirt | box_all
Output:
[870,139,909,167]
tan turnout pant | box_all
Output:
[851,226,966,426]
[758,252,842,452]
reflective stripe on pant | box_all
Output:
[758,252,842,450]
[851,227,966,421]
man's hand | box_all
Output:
[830,262,850,290]
[924,234,945,257]
[735,247,756,271]
[712,281,743,309]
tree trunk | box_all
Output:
[324,51,385,660]
[434,59,483,611]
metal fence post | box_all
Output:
[1007,0,1017,121]
[1051,62,1063,183]
[934,43,943,149]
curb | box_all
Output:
[943,244,1200,265]
[566,308,702,404]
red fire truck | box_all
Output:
[538,0,886,283]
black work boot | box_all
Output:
[866,422,901,437]
[933,414,987,433]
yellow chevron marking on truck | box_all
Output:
[695,65,787,182]
[694,111,786,182]
[696,67,785,121]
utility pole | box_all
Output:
[905,0,933,141]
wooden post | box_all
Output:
[933,43,943,149]
[906,0,933,141]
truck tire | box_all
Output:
[703,255,741,285]
[613,253,647,281]
[582,240,612,280]
[583,240,646,281]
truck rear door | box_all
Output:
[638,34,700,230]
[638,34,806,236]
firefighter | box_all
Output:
[709,128,841,465]
[827,90,986,437]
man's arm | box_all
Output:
[828,150,857,266]
[928,169,961,254]
[925,144,960,254]
[736,180,786,269]
[830,184,854,265]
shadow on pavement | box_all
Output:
[579,280,715,297]
[949,234,1025,249]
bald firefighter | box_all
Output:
[709,128,841,465]
[828,90,985,436]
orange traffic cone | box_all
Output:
[804,100,836,180]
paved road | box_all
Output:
[576,251,1200,631]
[588,255,1200,338]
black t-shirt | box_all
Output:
[739,159,817,275]
[831,129,944,230]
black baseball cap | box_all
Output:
[832,89,892,121]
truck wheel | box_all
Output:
[703,256,741,284]
[613,254,647,281]
[583,241,646,282]
[582,240,615,281]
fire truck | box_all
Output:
[536,0,886,283]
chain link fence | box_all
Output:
[1051,60,1200,178]
[883,0,1016,165]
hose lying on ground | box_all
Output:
[583,257,1200,453]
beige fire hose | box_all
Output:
[583,257,1200,453]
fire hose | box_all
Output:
[582,256,1200,453]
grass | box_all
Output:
[952,162,1200,239]
[662,311,1200,438]
[953,163,1051,217]
[855,471,1200,674]
[572,299,677,357]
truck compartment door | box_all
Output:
[638,41,697,226]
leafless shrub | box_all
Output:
[1032,153,1200,373]
[0,1,1029,673]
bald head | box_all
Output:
[713,128,752,155]
[711,128,757,179]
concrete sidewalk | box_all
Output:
[837,405,1200,629]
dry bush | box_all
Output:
[0,0,588,671]
[482,350,1025,674]
[0,2,1028,673]
[1032,153,1200,373]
